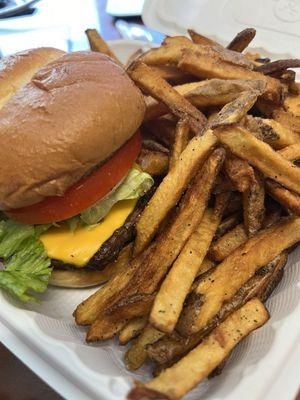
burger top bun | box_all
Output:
[0,50,146,210]
[0,47,65,109]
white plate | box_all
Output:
[143,0,300,56]
[0,39,300,400]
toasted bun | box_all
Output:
[0,47,65,109]
[0,51,145,209]
[50,268,113,288]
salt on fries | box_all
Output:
[76,27,300,399]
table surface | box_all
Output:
[0,1,299,400]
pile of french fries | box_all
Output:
[77,28,300,399]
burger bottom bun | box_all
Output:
[50,268,114,288]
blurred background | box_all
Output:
[0,0,165,57]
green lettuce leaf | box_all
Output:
[80,168,154,225]
[0,221,51,302]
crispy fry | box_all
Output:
[255,59,300,75]
[148,253,286,365]
[74,247,149,326]
[142,139,169,154]
[209,223,248,261]
[180,217,300,335]
[137,149,169,176]
[128,61,207,135]
[214,211,242,239]
[85,29,120,63]
[266,180,300,216]
[243,171,265,236]
[209,90,261,128]
[162,36,193,46]
[273,109,300,134]
[86,293,155,342]
[213,172,235,193]
[224,155,256,192]
[130,299,268,400]
[188,29,221,47]
[125,326,165,370]
[223,193,242,217]
[243,116,300,149]
[284,95,300,117]
[169,119,190,170]
[214,125,300,194]
[145,79,265,122]
[119,316,148,345]
[278,143,300,161]
[227,28,256,52]
[150,198,227,334]
[82,149,225,341]
[139,43,187,66]
[144,118,176,148]
[179,48,283,103]
[196,257,216,277]
[150,65,195,84]
[93,149,225,336]
[134,130,217,255]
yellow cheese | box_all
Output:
[40,199,137,267]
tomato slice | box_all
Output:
[7,131,141,224]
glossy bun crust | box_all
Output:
[0,51,145,209]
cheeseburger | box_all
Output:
[0,48,153,299]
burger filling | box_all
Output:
[0,132,154,302]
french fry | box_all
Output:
[227,28,256,52]
[209,90,261,128]
[284,94,300,117]
[128,61,207,135]
[243,116,300,149]
[147,253,286,365]
[188,29,221,47]
[224,155,256,192]
[178,48,283,103]
[243,171,265,236]
[273,109,300,134]
[179,217,300,335]
[87,293,155,342]
[129,299,268,400]
[278,143,300,161]
[223,193,242,217]
[85,29,120,63]
[266,180,300,216]
[94,149,225,337]
[214,125,300,194]
[142,139,169,154]
[137,149,169,176]
[150,196,228,334]
[119,316,148,345]
[150,65,195,84]
[134,130,217,255]
[213,172,235,193]
[145,79,265,122]
[209,223,248,262]
[169,119,190,170]
[214,211,242,239]
[83,149,225,341]
[74,246,150,326]
[144,118,176,148]
[139,43,187,66]
[255,59,300,75]
[196,257,216,277]
[162,36,193,46]
[125,325,165,370]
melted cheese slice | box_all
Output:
[40,199,137,267]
